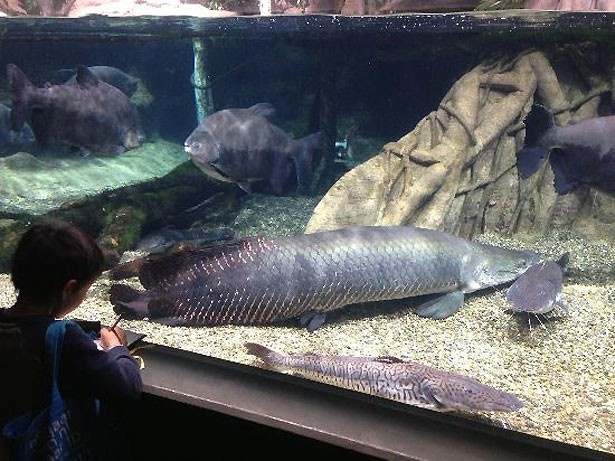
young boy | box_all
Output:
[0,220,143,459]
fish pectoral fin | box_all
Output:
[413,291,465,320]
[429,391,464,412]
[298,311,327,332]
[113,300,149,319]
[154,317,190,326]
[549,153,578,195]
[237,181,253,194]
[399,381,445,411]
[374,356,405,364]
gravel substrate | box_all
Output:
[1,195,613,455]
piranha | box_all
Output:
[7,64,144,156]
[516,104,615,195]
[245,342,525,413]
[506,253,568,315]
[109,225,539,332]
[184,103,321,195]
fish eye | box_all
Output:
[192,142,202,150]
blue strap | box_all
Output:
[45,320,78,404]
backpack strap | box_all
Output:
[44,320,78,403]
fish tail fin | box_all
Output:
[524,104,555,146]
[7,64,33,131]
[293,132,322,190]
[245,342,284,369]
[109,284,149,319]
[516,104,555,179]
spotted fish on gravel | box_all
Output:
[109,225,539,331]
[245,342,525,413]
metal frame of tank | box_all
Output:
[136,341,608,460]
[2,11,614,460]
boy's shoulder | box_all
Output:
[0,320,46,426]
[0,319,36,355]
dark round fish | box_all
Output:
[516,104,615,195]
[505,254,567,314]
[7,64,144,155]
[184,103,321,195]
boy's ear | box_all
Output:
[61,279,79,301]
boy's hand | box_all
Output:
[100,326,127,349]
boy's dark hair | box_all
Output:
[11,220,105,306]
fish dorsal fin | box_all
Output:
[248,103,276,119]
[375,356,405,364]
[138,238,256,289]
[76,65,99,87]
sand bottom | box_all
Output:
[0,195,613,455]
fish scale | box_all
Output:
[245,342,524,412]
[111,225,538,328]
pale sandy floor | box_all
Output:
[1,217,613,455]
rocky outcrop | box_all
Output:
[306,48,615,240]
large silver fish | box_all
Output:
[110,225,539,331]
[245,342,525,413]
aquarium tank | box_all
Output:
[0,0,613,459]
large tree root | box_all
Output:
[306,46,615,240]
